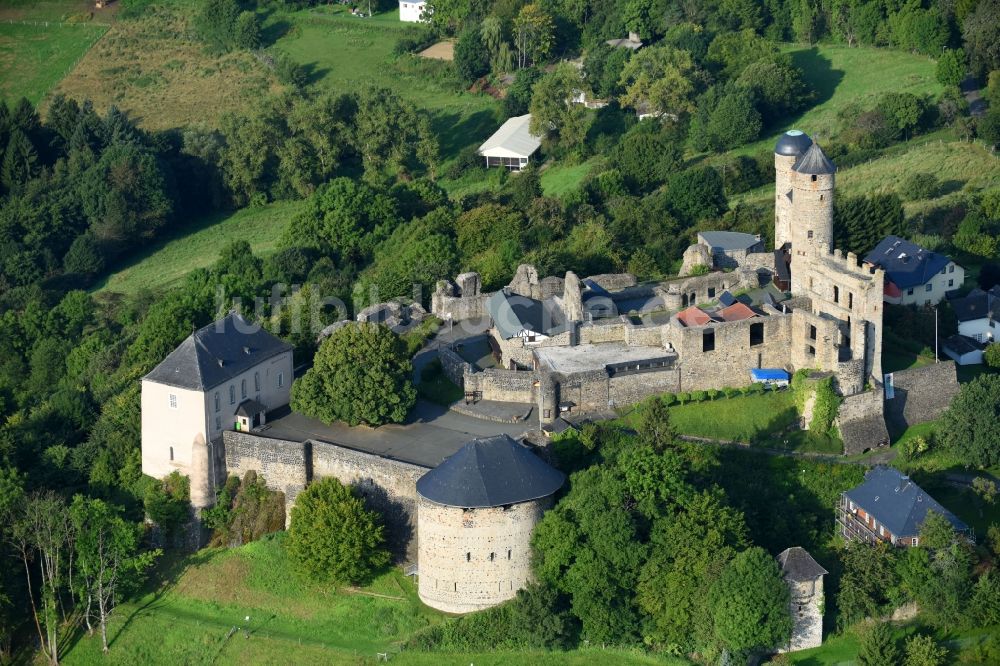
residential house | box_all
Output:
[864,236,964,306]
[477,114,542,172]
[399,0,427,22]
[838,466,971,546]
[950,286,999,344]
[140,313,293,481]
[777,547,827,652]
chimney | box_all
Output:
[243,346,251,355]
[217,359,224,367]
[628,30,639,42]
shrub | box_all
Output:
[690,390,707,402]
[984,342,1000,369]
[286,477,389,585]
[722,387,738,399]
[706,389,720,401]
[901,172,939,200]
[676,392,690,404]
[688,264,710,276]
[660,393,676,406]
[809,376,842,437]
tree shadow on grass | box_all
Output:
[790,47,845,109]
[431,108,499,162]
[106,549,218,650]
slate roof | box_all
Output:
[943,334,984,356]
[950,286,1000,323]
[699,231,762,252]
[416,435,565,508]
[718,290,737,307]
[774,129,813,156]
[143,313,292,391]
[777,547,827,582]
[792,142,836,175]
[864,236,954,290]
[235,398,267,417]
[843,466,968,538]
[478,114,542,159]
[487,290,567,340]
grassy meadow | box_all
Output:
[61,534,683,666]
[0,21,106,104]
[50,2,281,130]
[94,200,304,296]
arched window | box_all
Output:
[241,379,247,399]
[214,392,220,412]
[229,385,236,404]
[254,371,260,392]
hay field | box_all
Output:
[50,4,282,130]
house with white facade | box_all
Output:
[399,0,427,22]
[951,285,1000,344]
[864,236,963,306]
[140,313,293,482]
[477,114,542,172]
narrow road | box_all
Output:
[961,75,988,117]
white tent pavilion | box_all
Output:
[477,114,542,172]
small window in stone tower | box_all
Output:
[702,329,715,352]
[169,446,174,461]
[809,324,817,340]
[833,285,839,303]
[807,344,816,356]
[820,195,824,201]
[707,287,716,298]
[807,230,813,239]
[507,550,512,560]
[489,552,495,562]
[811,174,817,182]
[848,292,854,310]
[465,552,471,562]
[750,322,764,346]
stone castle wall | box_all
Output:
[609,367,682,407]
[417,496,551,613]
[885,361,961,432]
[464,368,539,403]
[439,347,471,387]
[836,389,890,455]
[311,441,427,559]
[221,431,428,558]
[659,269,760,311]
[664,312,794,392]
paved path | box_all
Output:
[961,76,988,117]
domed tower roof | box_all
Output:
[774,130,812,156]
[793,142,836,175]
[416,435,565,508]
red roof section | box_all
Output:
[677,306,713,327]
[718,303,758,322]
[884,281,902,298]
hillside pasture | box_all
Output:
[0,21,106,104]
[61,535,684,666]
[94,200,304,296]
[50,3,281,130]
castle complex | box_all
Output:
[433,130,890,452]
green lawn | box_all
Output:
[62,534,683,665]
[272,6,499,161]
[541,159,600,197]
[93,200,304,296]
[0,22,106,104]
[728,43,942,158]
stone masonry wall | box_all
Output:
[311,441,427,559]
[885,361,961,432]
[222,431,309,522]
[439,347,471,388]
[609,368,682,407]
[836,390,890,455]
[464,368,539,403]
[664,313,793,391]
[417,496,551,614]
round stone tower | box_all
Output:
[773,130,812,249]
[415,434,565,614]
[789,142,836,259]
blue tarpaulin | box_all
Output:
[750,368,790,383]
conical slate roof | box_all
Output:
[416,435,565,508]
[777,547,828,582]
[793,142,836,175]
[774,129,812,156]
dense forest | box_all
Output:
[1,0,999,660]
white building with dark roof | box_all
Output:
[950,285,999,343]
[140,313,293,501]
[864,236,964,306]
[477,114,542,171]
